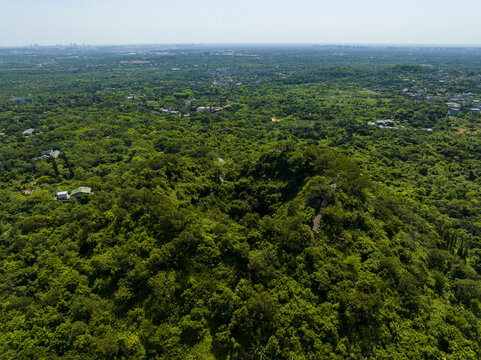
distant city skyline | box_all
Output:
[2,0,481,46]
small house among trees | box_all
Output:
[71,187,92,197]
[55,191,69,200]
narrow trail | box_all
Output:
[312,182,337,233]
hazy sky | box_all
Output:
[2,0,480,46]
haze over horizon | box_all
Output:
[2,0,481,47]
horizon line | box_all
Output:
[2,42,481,49]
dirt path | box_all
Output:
[312,182,337,233]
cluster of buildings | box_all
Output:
[446,94,481,116]
[154,104,232,116]
[402,83,481,118]
[124,94,140,100]
[147,97,233,116]
[207,67,236,87]
[196,104,231,113]
[96,88,117,93]
[368,119,397,128]
[368,119,433,132]
[55,187,92,201]
[401,73,481,118]
[10,97,34,104]
[212,78,235,87]
[446,102,461,116]
[148,103,187,116]
[160,108,183,116]
[32,149,60,161]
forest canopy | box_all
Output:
[1,45,481,359]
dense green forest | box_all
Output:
[1,45,481,359]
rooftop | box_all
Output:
[71,187,92,196]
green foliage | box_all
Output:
[1,46,481,359]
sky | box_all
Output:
[1,0,481,46]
